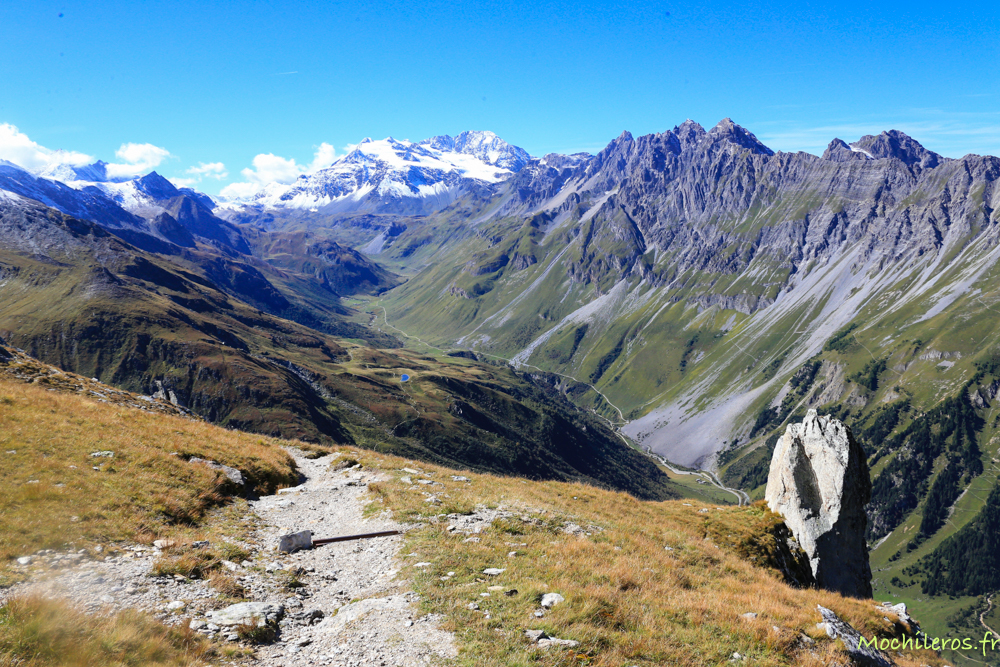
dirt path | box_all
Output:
[1,449,456,667]
[649,451,750,506]
[243,449,455,666]
[981,594,1000,642]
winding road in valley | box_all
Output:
[649,452,751,506]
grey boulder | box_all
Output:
[208,602,284,627]
[816,605,892,667]
[189,457,245,486]
[765,410,872,598]
[277,530,313,553]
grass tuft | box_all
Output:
[233,622,275,644]
[0,596,215,667]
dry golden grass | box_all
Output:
[0,375,298,579]
[0,595,216,667]
[0,371,303,666]
[349,448,947,667]
[0,351,948,666]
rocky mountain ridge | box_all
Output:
[348,118,1000,653]
[369,118,999,456]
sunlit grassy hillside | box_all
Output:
[0,372,297,576]
[347,445,945,667]
[0,348,944,667]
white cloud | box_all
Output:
[220,143,337,200]
[105,142,172,178]
[167,176,199,188]
[218,180,265,199]
[186,161,228,179]
[309,143,336,172]
[241,153,303,185]
[0,123,180,183]
[0,123,93,172]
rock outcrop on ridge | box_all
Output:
[765,410,873,598]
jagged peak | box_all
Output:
[136,171,174,187]
[456,130,499,141]
[134,171,181,199]
[673,120,707,150]
[849,130,944,168]
[821,138,869,162]
[676,119,704,131]
[420,134,456,151]
[708,118,774,156]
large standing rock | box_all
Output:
[765,409,872,598]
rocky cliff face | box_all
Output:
[765,410,872,598]
[368,118,1000,469]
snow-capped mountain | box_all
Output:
[0,160,246,254]
[0,159,149,234]
[37,159,131,185]
[36,160,217,219]
[219,130,531,216]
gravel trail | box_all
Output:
[245,450,456,666]
[1,449,457,667]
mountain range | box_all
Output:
[218,130,530,217]
[4,118,1000,645]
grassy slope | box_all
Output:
[0,368,297,573]
[0,366,298,666]
[0,365,940,667]
[352,446,942,667]
[323,343,682,501]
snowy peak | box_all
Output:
[417,130,530,172]
[37,160,131,184]
[454,130,531,172]
[221,131,531,214]
[332,132,526,179]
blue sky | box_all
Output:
[1,0,998,195]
